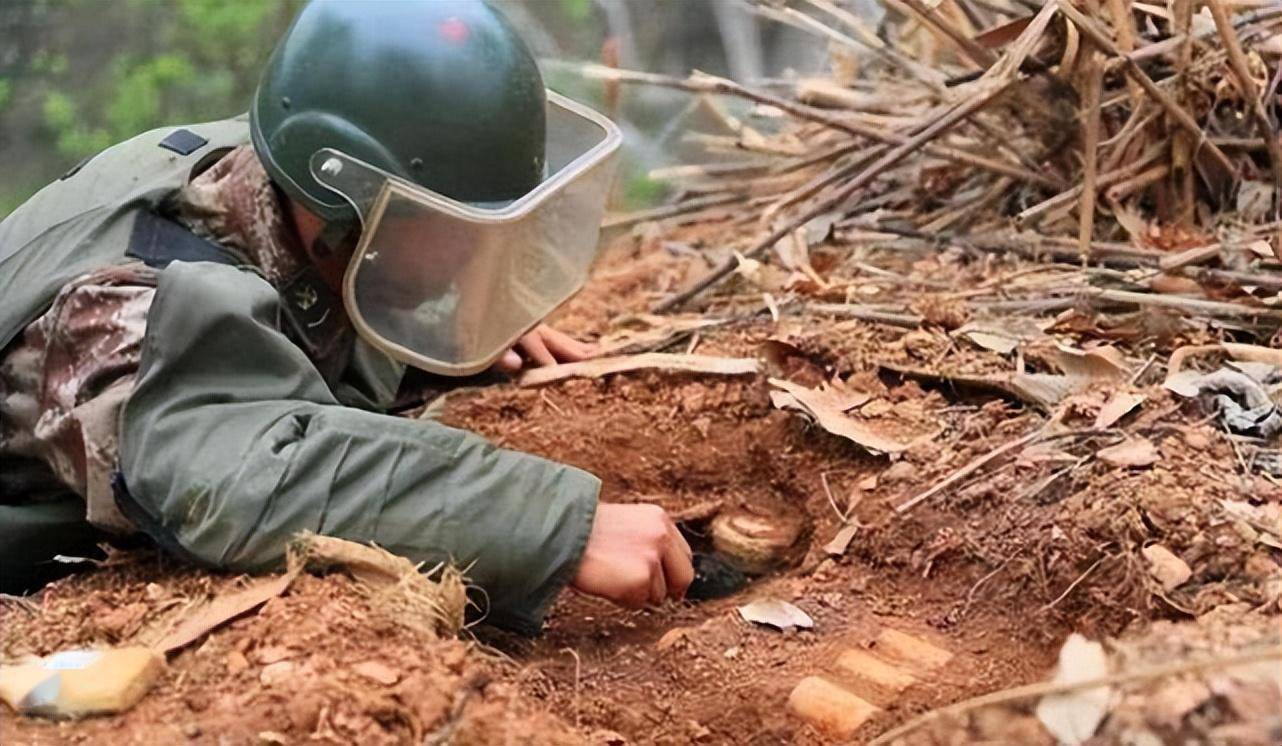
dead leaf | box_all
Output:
[1094,392,1146,429]
[520,354,760,387]
[153,574,295,655]
[1141,544,1192,591]
[1051,344,1131,381]
[823,525,859,557]
[1035,634,1111,745]
[955,317,1049,354]
[737,599,814,631]
[733,251,765,285]
[1219,500,1282,548]
[769,378,908,454]
[1016,444,1079,468]
[775,227,827,288]
[763,292,780,322]
[596,315,723,356]
[882,363,1081,410]
[1246,239,1275,258]
[1097,438,1159,469]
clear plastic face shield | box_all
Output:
[312,91,621,376]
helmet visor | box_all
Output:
[312,91,621,375]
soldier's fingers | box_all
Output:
[661,532,695,601]
[517,332,557,367]
[541,326,596,362]
[493,349,523,373]
[649,559,668,606]
[667,519,692,561]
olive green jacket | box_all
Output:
[120,261,599,633]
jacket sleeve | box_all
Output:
[118,261,598,633]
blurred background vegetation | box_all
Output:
[0,0,838,218]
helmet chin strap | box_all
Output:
[302,219,358,295]
[314,219,357,260]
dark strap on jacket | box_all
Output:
[126,210,244,269]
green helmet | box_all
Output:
[250,0,547,223]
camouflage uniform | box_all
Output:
[1,139,597,632]
[0,146,310,531]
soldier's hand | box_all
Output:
[571,503,694,609]
[492,324,596,373]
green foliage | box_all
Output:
[0,79,10,111]
[104,54,198,138]
[31,51,68,76]
[23,0,300,162]
[559,0,593,22]
[178,0,278,64]
[41,91,110,159]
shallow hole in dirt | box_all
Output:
[438,373,1082,744]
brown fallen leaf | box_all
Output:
[1097,437,1159,468]
[1094,392,1147,429]
[883,363,1078,410]
[152,573,295,655]
[823,524,859,557]
[1051,344,1132,381]
[1141,544,1192,591]
[769,377,909,454]
[955,317,1049,354]
[519,353,760,387]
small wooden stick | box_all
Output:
[893,0,998,68]
[868,647,1282,746]
[895,425,1051,513]
[1106,0,1144,103]
[1206,0,1282,219]
[1083,288,1282,319]
[1078,50,1104,264]
[1018,146,1164,225]
[553,61,1056,187]
[602,193,744,230]
[1105,163,1170,202]
[655,80,1012,312]
[1158,243,1222,271]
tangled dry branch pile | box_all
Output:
[574,0,1282,326]
[561,0,1282,491]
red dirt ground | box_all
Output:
[2,232,1278,744]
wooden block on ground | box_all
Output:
[787,676,880,737]
[835,648,918,693]
[874,628,953,671]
